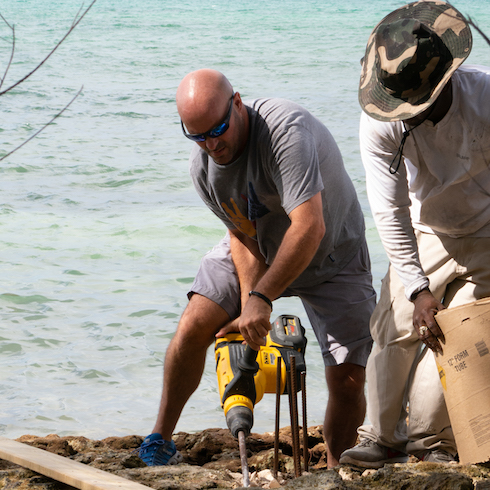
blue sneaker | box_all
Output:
[138,433,183,466]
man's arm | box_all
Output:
[360,113,444,351]
[237,191,325,350]
[229,229,268,313]
[213,230,267,339]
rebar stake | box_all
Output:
[274,356,282,478]
[289,355,301,477]
[301,371,308,472]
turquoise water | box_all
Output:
[0,0,489,439]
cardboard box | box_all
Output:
[435,298,490,464]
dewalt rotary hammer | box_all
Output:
[215,314,307,438]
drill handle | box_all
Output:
[238,344,260,373]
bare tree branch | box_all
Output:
[0,20,15,92]
[0,12,13,30]
[0,86,84,162]
[0,0,97,96]
[441,3,490,48]
[466,16,490,47]
[71,3,86,28]
[0,1,96,161]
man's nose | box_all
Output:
[205,136,220,150]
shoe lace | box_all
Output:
[135,438,165,456]
[358,439,376,448]
[427,449,454,461]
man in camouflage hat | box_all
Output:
[340,0,490,467]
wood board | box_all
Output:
[0,436,152,490]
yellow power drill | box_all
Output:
[215,314,307,438]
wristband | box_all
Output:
[249,290,273,310]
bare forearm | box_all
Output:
[229,230,268,308]
[232,192,325,349]
[255,220,322,300]
[255,193,325,300]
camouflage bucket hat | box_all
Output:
[359,0,472,122]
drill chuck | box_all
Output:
[226,405,254,438]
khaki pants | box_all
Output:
[359,231,490,455]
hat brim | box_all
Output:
[359,0,472,122]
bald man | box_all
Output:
[138,69,376,468]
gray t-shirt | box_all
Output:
[190,98,365,287]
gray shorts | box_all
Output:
[189,234,375,367]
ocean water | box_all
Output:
[0,0,488,440]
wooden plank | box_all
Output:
[0,436,152,490]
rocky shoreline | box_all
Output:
[1,427,489,489]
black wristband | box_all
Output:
[410,286,430,302]
[249,290,273,310]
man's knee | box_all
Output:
[175,293,231,347]
[325,363,366,399]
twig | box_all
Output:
[0,0,97,96]
[441,2,490,48]
[0,86,83,162]
[0,1,96,161]
[0,12,13,30]
[467,16,490,47]
[0,16,15,92]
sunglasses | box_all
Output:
[181,93,235,142]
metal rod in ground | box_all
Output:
[238,430,250,488]
[301,371,308,472]
[289,355,302,477]
[286,365,296,473]
[286,371,299,478]
[273,356,282,478]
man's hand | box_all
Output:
[215,317,241,338]
[238,295,273,350]
[412,290,445,353]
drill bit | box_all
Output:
[238,430,250,487]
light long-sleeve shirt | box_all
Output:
[361,65,490,299]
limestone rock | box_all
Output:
[0,428,489,489]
